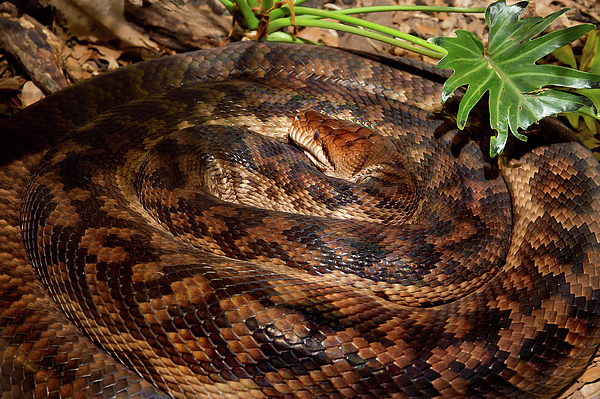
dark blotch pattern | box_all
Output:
[0,40,599,399]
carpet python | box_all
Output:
[1,40,600,398]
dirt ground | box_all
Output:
[2,0,600,397]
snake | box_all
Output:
[2,40,600,399]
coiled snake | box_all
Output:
[2,40,600,399]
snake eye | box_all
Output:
[313,129,321,140]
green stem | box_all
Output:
[578,107,600,121]
[268,8,447,57]
[233,0,260,30]
[261,0,273,12]
[220,0,234,13]
[269,17,445,58]
[269,5,486,20]
[267,31,320,44]
[220,0,484,57]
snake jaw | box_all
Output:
[289,113,334,173]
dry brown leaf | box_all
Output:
[581,365,600,383]
[70,43,94,62]
[414,22,440,37]
[124,1,230,51]
[580,382,600,398]
[107,56,120,70]
[64,51,93,82]
[298,26,340,46]
[439,16,458,32]
[39,0,160,54]
[93,45,123,62]
[0,59,10,77]
[0,76,26,91]
[20,81,44,107]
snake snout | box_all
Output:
[290,110,414,183]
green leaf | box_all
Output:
[581,28,600,74]
[552,45,577,69]
[428,0,600,157]
[557,29,600,142]
[573,88,600,129]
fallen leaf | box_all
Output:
[0,76,26,90]
[298,26,340,46]
[581,365,600,383]
[20,81,44,107]
[39,0,159,54]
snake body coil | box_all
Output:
[2,41,600,398]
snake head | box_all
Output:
[289,110,414,189]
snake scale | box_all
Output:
[2,40,600,399]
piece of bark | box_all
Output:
[124,0,232,51]
[37,0,161,57]
[0,2,67,94]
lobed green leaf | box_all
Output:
[429,0,600,157]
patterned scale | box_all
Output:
[1,41,600,399]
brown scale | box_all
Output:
[1,40,600,399]
[128,113,509,301]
